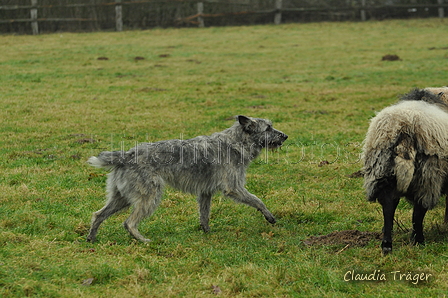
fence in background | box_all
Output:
[0,0,446,35]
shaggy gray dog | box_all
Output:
[363,87,448,254]
[87,115,288,242]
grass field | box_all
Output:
[1,18,448,297]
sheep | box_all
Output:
[422,87,448,103]
[362,87,448,255]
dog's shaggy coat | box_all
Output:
[363,87,448,254]
[86,115,288,243]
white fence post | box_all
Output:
[360,0,366,21]
[116,0,123,31]
[438,0,445,18]
[274,0,282,25]
[31,0,38,35]
[197,2,204,27]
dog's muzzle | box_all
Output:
[267,133,288,149]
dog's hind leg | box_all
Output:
[224,188,276,224]
[197,193,212,232]
[123,180,163,242]
[87,186,130,243]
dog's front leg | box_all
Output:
[197,193,212,232]
[224,188,276,224]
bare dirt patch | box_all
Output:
[381,54,401,61]
[347,170,364,178]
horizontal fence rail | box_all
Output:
[0,0,446,34]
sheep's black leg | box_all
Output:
[445,196,448,224]
[380,196,400,255]
[411,201,427,245]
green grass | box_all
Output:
[1,19,448,297]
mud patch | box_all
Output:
[347,170,364,178]
[381,54,401,61]
[304,230,381,247]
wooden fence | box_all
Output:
[0,0,446,35]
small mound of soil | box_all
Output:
[381,54,401,61]
[304,230,381,247]
[347,170,364,178]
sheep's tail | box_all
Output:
[393,134,416,193]
[87,151,127,171]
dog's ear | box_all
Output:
[237,115,256,131]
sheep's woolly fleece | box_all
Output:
[364,100,448,156]
[362,87,448,209]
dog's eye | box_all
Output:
[266,125,272,132]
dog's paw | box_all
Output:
[265,215,276,224]
[200,224,210,233]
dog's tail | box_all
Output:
[87,151,127,170]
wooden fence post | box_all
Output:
[438,0,445,18]
[31,0,38,35]
[116,0,123,31]
[360,0,366,21]
[197,2,204,28]
[274,0,282,25]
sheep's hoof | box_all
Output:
[381,240,392,255]
[410,232,425,246]
[382,247,392,255]
[411,239,425,246]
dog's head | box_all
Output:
[237,115,288,149]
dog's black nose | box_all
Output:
[283,134,288,140]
